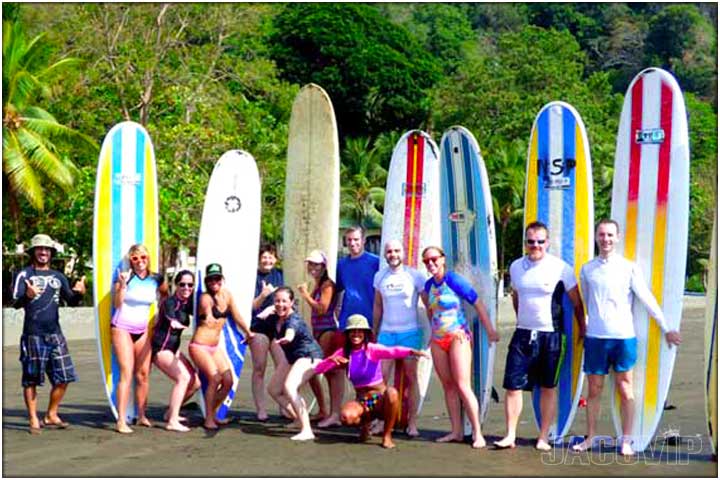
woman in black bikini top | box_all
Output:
[188,263,254,430]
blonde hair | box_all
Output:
[127,244,152,273]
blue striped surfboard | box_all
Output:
[93,121,159,423]
[524,101,593,441]
[439,126,498,426]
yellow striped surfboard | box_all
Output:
[93,121,159,422]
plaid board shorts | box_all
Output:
[19,334,78,387]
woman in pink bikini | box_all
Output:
[189,263,254,430]
[314,314,428,448]
[112,244,168,434]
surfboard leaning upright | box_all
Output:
[380,129,440,427]
[93,121,159,423]
[610,67,689,452]
[283,84,340,320]
[439,126,498,426]
[524,101,594,442]
[194,150,261,421]
[706,215,718,456]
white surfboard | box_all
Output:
[610,67,689,452]
[194,150,261,421]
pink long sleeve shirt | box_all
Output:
[314,342,413,388]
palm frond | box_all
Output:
[21,114,98,148]
[16,127,75,189]
[3,131,44,209]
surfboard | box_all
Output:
[93,121,159,423]
[609,67,689,452]
[439,126,498,428]
[524,101,594,441]
[283,83,340,320]
[380,129,440,428]
[283,83,340,413]
[706,215,718,456]
[194,150,261,421]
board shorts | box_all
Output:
[378,329,423,351]
[357,390,384,414]
[502,329,561,391]
[583,337,637,375]
[19,334,78,387]
[432,329,471,353]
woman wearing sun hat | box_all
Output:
[189,263,254,430]
[314,314,428,448]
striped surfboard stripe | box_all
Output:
[524,102,593,441]
[440,126,497,424]
[610,68,689,452]
[94,121,159,422]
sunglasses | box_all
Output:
[177,282,194,288]
[130,254,148,262]
[526,239,547,246]
[422,255,443,265]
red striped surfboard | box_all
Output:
[610,68,689,453]
[381,130,441,427]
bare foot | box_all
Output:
[165,422,190,433]
[535,438,552,451]
[291,431,315,441]
[136,417,153,428]
[620,441,635,456]
[436,432,464,443]
[382,437,396,449]
[317,414,341,428]
[29,418,42,435]
[256,411,269,422]
[472,436,487,449]
[572,439,592,452]
[493,436,516,449]
[116,422,133,434]
[164,411,188,423]
[42,416,69,428]
[203,421,218,430]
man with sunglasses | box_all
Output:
[11,233,86,434]
[572,219,681,456]
[494,221,585,452]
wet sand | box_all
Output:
[3,296,717,477]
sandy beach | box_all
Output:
[2,295,716,477]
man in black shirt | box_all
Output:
[12,234,86,434]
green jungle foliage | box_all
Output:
[2,3,717,300]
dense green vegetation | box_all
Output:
[2,3,717,293]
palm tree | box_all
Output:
[487,138,527,282]
[3,19,95,237]
[340,136,388,229]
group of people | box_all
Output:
[11,220,681,455]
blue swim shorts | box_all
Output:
[502,329,561,391]
[19,334,78,387]
[583,337,637,375]
[377,329,423,350]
